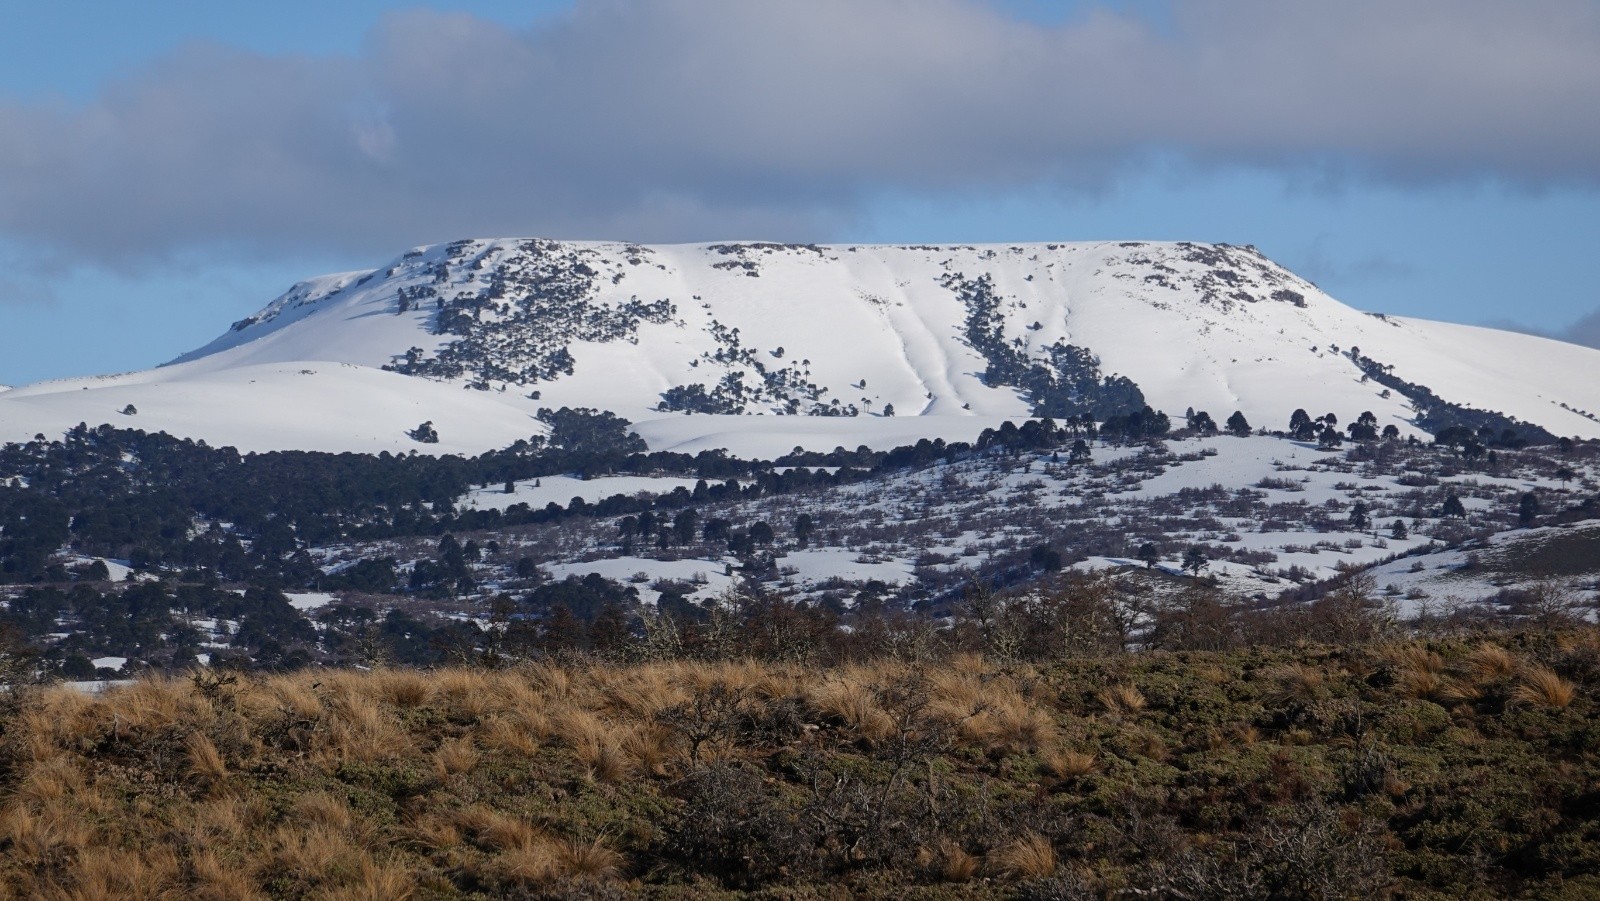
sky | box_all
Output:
[1,0,1599,386]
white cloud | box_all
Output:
[0,0,1597,262]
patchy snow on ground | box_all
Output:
[460,474,708,511]
[779,548,916,586]
[286,592,338,611]
[92,656,127,671]
[1366,520,1600,616]
[67,556,133,581]
[544,556,738,606]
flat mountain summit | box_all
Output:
[4,238,1598,454]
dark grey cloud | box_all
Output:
[1,0,1598,263]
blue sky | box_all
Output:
[1,0,1598,385]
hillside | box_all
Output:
[2,239,1598,454]
[1,635,1595,899]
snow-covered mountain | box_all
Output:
[4,238,1599,455]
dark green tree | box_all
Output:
[1289,408,1315,439]
[1029,545,1063,572]
[794,513,815,548]
[748,521,774,546]
[1518,492,1540,527]
[673,509,699,546]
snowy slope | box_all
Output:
[1365,520,1600,615]
[4,238,1599,455]
[0,362,541,455]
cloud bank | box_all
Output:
[1,0,1598,262]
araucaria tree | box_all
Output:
[1518,492,1540,527]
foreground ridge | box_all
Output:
[1,632,1595,898]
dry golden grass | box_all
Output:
[315,853,416,901]
[430,669,491,720]
[558,836,625,880]
[470,823,622,888]
[1264,663,1326,705]
[1096,683,1146,714]
[185,732,229,783]
[492,842,563,886]
[809,677,895,742]
[594,664,690,718]
[988,832,1057,879]
[1040,747,1097,779]
[0,805,94,866]
[585,740,633,784]
[1436,680,1484,705]
[1128,729,1169,762]
[188,849,269,901]
[617,722,674,777]
[1511,666,1577,709]
[269,822,358,884]
[1383,645,1445,676]
[106,679,196,734]
[452,805,544,854]
[316,692,404,766]
[1379,644,1457,703]
[930,671,1056,754]
[374,669,435,709]
[1464,644,1517,682]
[985,700,1057,753]
[919,838,980,883]
[479,671,545,717]
[403,812,463,853]
[253,675,324,728]
[432,736,479,777]
[523,661,577,703]
[10,691,98,763]
[180,796,257,852]
[476,715,542,758]
[0,647,1587,898]
[13,755,85,808]
[552,708,634,782]
[1282,727,1315,746]
[1396,667,1451,702]
[292,791,356,832]
[65,845,182,900]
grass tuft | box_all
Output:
[988,831,1056,879]
[1096,683,1146,714]
[1510,665,1577,709]
[919,838,980,883]
[1464,644,1517,682]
